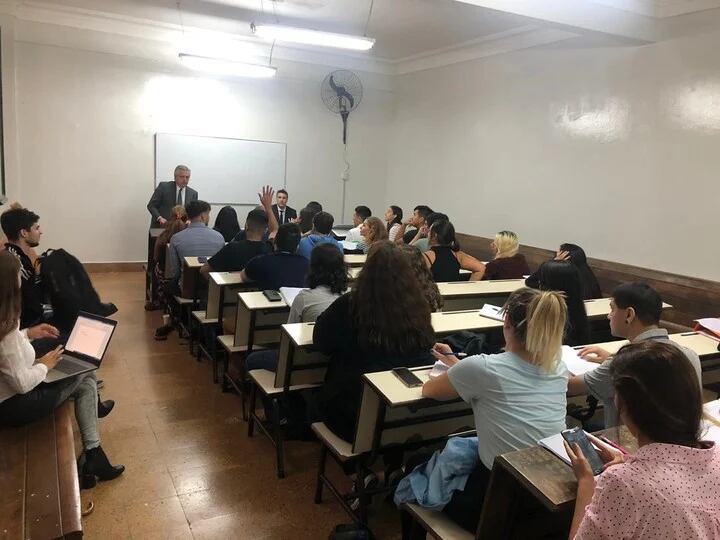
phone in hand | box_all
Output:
[392,367,423,388]
[262,290,282,302]
[562,427,605,475]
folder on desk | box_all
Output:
[694,318,720,340]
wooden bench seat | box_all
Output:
[0,401,82,539]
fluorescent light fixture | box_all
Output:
[252,23,375,51]
[179,53,276,78]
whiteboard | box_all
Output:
[154,133,287,205]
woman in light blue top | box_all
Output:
[418,287,569,533]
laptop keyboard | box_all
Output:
[54,358,89,375]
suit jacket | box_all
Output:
[271,204,297,225]
[147,181,198,227]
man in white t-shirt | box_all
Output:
[344,205,372,246]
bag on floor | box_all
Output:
[329,523,374,540]
[39,248,116,332]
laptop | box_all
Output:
[44,312,118,384]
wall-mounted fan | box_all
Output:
[321,70,363,222]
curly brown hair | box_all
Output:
[351,241,434,355]
[399,244,443,312]
[0,251,22,341]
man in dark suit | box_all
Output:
[147,165,198,227]
[271,189,296,225]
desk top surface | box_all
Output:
[149,228,164,238]
[364,366,435,407]
[344,254,366,266]
[209,272,247,286]
[183,257,204,268]
[436,279,524,297]
[282,322,315,347]
[239,291,290,310]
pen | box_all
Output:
[597,435,630,455]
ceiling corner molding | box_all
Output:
[394,26,579,75]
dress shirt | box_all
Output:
[176,185,185,207]
[167,222,225,282]
[0,325,47,403]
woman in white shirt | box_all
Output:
[417,288,569,533]
[0,251,124,488]
[385,205,403,242]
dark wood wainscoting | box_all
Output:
[456,233,720,329]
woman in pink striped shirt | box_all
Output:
[565,341,720,540]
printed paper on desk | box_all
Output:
[561,345,600,376]
[341,240,359,251]
[279,287,305,307]
[479,304,505,322]
[704,399,720,425]
[694,318,720,339]
[701,419,720,443]
[428,359,451,379]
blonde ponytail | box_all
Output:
[503,288,567,371]
[525,291,567,371]
[494,231,520,259]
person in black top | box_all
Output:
[1,206,44,328]
[202,209,272,276]
[423,220,485,281]
[396,205,434,245]
[314,241,435,443]
[240,223,309,290]
[526,243,602,300]
[536,261,590,346]
[212,206,240,243]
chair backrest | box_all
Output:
[233,295,289,347]
[274,327,329,390]
[351,379,475,455]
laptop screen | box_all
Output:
[66,315,115,360]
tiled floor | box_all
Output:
[80,272,402,539]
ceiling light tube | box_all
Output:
[179,53,277,78]
[252,23,375,51]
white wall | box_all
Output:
[386,30,720,281]
[12,39,393,262]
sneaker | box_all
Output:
[350,472,379,512]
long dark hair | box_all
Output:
[400,244,443,311]
[429,219,460,252]
[213,206,240,242]
[538,261,590,346]
[611,341,702,447]
[387,205,403,230]
[307,243,348,295]
[154,219,187,261]
[559,243,602,299]
[351,241,434,355]
[0,251,22,341]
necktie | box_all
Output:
[280,210,284,224]
[176,188,183,206]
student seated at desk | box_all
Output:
[420,287,569,533]
[201,209,275,276]
[565,341,720,540]
[314,241,435,443]
[344,205,372,247]
[360,216,388,254]
[241,223,308,290]
[395,205,433,245]
[385,205,403,242]
[166,200,224,289]
[298,202,322,235]
[536,261,589,346]
[297,211,343,260]
[0,252,124,488]
[482,230,530,280]
[567,282,701,428]
[245,243,348,372]
[423,220,485,281]
[151,212,187,308]
[400,244,443,312]
[411,211,448,253]
[526,243,601,300]
[212,205,240,243]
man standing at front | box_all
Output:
[147,165,198,226]
[271,189,296,225]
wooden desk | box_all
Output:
[437,279,524,310]
[206,272,254,331]
[344,254,366,267]
[233,291,290,348]
[181,256,204,300]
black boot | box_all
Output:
[98,399,115,418]
[79,446,125,489]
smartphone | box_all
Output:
[392,367,423,388]
[198,256,208,263]
[262,289,282,302]
[561,427,604,475]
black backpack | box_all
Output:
[329,524,374,540]
[39,249,115,332]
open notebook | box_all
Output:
[540,420,720,466]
